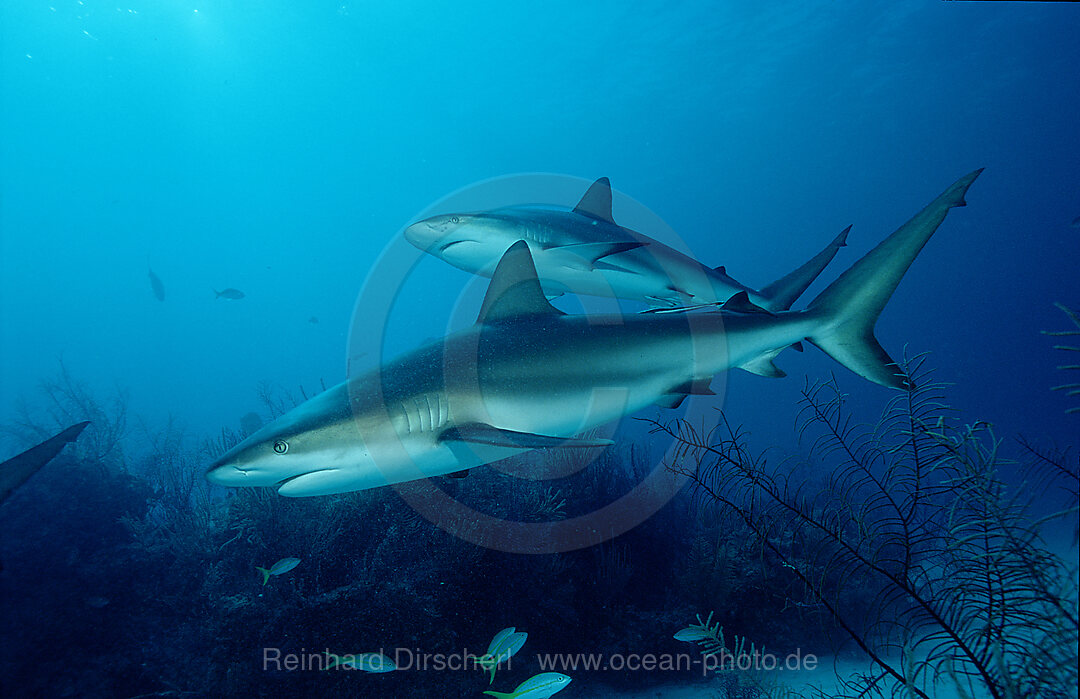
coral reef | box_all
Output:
[1,359,1075,697]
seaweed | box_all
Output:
[1044,302,1080,414]
[656,356,1079,698]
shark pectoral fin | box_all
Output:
[439,424,613,449]
[544,241,647,271]
[722,291,773,315]
[572,177,615,222]
[740,349,788,379]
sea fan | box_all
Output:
[654,355,1079,698]
[1044,302,1080,414]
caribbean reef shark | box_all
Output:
[0,422,89,504]
[206,170,981,497]
[404,177,849,311]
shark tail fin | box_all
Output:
[807,170,983,389]
[758,225,851,311]
[256,567,271,585]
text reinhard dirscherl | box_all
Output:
[262,647,819,676]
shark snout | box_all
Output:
[205,460,251,487]
[205,447,313,488]
[404,218,445,250]
[404,214,478,251]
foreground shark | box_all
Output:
[207,170,981,496]
[404,177,849,311]
[0,422,89,504]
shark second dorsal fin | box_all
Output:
[572,177,615,222]
[477,241,564,323]
[722,291,773,315]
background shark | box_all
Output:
[0,422,89,504]
[207,170,981,497]
[404,177,849,311]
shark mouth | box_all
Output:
[275,468,345,497]
[276,468,338,488]
[439,239,481,253]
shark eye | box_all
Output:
[450,216,460,224]
[273,440,289,455]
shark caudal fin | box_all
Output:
[807,169,983,389]
[757,225,850,312]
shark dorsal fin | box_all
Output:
[714,265,727,275]
[477,241,564,323]
[573,177,615,222]
[722,291,772,315]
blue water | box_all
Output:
[1,2,1078,697]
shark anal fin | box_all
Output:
[656,379,715,409]
[673,379,715,396]
[572,177,615,222]
[654,394,687,410]
[740,348,788,378]
[447,469,470,479]
[440,424,613,449]
[741,358,787,378]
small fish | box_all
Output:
[148,268,165,301]
[308,316,319,324]
[673,626,712,642]
[479,627,528,683]
[214,288,246,300]
[484,672,571,699]
[85,596,110,608]
[239,412,264,437]
[326,652,396,672]
[256,557,300,585]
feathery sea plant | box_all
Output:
[1044,302,1080,414]
[2,359,128,470]
[656,355,1079,698]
